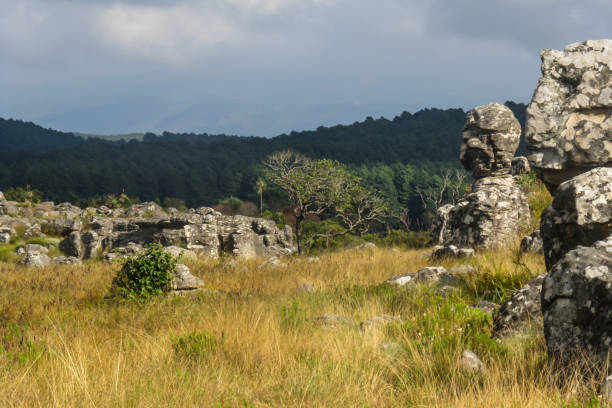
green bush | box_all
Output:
[171,330,218,361]
[110,243,177,300]
[4,186,43,204]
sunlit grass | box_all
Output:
[0,247,604,407]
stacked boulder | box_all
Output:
[525,40,612,366]
[431,103,530,252]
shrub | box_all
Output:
[4,186,43,204]
[171,330,218,361]
[110,243,177,300]
[163,197,187,211]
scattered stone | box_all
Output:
[472,301,499,314]
[52,256,82,265]
[355,242,377,251]
[18,251,51,268]
[166,264,205,295]
[386,266,463,288]
[541,236,612,365]
[310,314,352,327]
[360,315,400,330]
[525,39,612,191]
[511,156,531,176]
[520,230,544,254]
[296,283,315,294]
[257,256,287,270]
[386,273,414,286]
[460,103,522,178]
[492,274,546,338]
[25,244,48,254]
[431,245,475,260]
[459,350,485,373]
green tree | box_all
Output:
[255,178,266,215]
[264,150,387,254]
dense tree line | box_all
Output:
[0,103,526,227]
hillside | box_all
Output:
[0,103,527,224]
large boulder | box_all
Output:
[526,40,612,191]
[460,103,522,179]
[540,167,612,269]
[18,251,51,268]
[492,274,545,338]
[438,175,530,249]
[59,231,83,258]
[541,236,612,365]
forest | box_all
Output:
[0,102,526,228]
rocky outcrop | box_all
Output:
[18,249,51,268]
[539,167,612,269]
[492,274,545,338]
[511,156,531,176]
[541,236,612,365]
[526,40,612,191]
[432,103,530,250]
[460,103,522,178]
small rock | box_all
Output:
[459,350,485,373]
[257,256,287,270]
[355,242,377,251]
[360,315,400,330]
[472,301,499,314]
[310,314,352,327]
[165,245,198,260]
[493,274,545,338]
[25,244,48,254]
[520,230,543,254]
[0,232,10,244]
[296,283,315,294]
[19,251,51,268]
[431,245,475,260]
[52,256,82,265]
[510,156,531,176]
[167,264,205,295]
[386,273,414,286]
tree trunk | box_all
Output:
[295,216,304,255]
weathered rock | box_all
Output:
[24,224,44,238]
[52,256,82,265]
[355,242,377,251]
[59,231,83,258]
[82,231,101,259]
[0,201,19,216]
[459,350,485,373]
[511,156,531,176]
[437,175,530,249]
[520,230,544,254]
[360,315,400,330]
[430,204,454,245]
[540,167,612,269]
[0,232,10,244]
[42,218,83,236]
[386,266,462,288]
[25,244,48,254]
[431,245,475,259]
[492,274,545,338]
[19,251,51,268]
[472,301,499,314]
[164,246,198,260]
[310,314,352,327]
[166,264,205,295]
[460,103,522,179]
[526,40,612,191]
[257,256,287,270]
[541,236,612,365]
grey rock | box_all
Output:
[0,201,19,216]
[541,236,612,365]
[0,232,10,244]
[52,256,82,265]
[540,167,612,269]
[387,266,462,288]
[493,274,546,338]
[19,251,51,268]
[310,314,352,327]
[167,264,205,294]
[257,256,287,270]
[459,350,485,373]
[42,218,83,236]
[24,224,44,238]
[164,245,198,260]
[430,204,454,245]
[25,244,48,254]
[460,103,522,179]
[434,175,530,250]
[59,231,82,258]
[355,242,377,251]
[82,231,101,259]
[431,245,475,259]
[520,230,544,254]
[360,315,400,330]
[386,272,414,286]
[472,301,499,314]
[526,40,612,191]
[511,156,531,176]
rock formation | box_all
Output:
[492,274,545,338]
[526,39,612,192]
[432,103,530,250]
[525,40,612,368]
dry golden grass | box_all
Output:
[0,247,604,407]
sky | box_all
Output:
[0,0,611,136]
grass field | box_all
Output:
[0,247,605,407]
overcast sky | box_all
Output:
[1,0,610,136]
